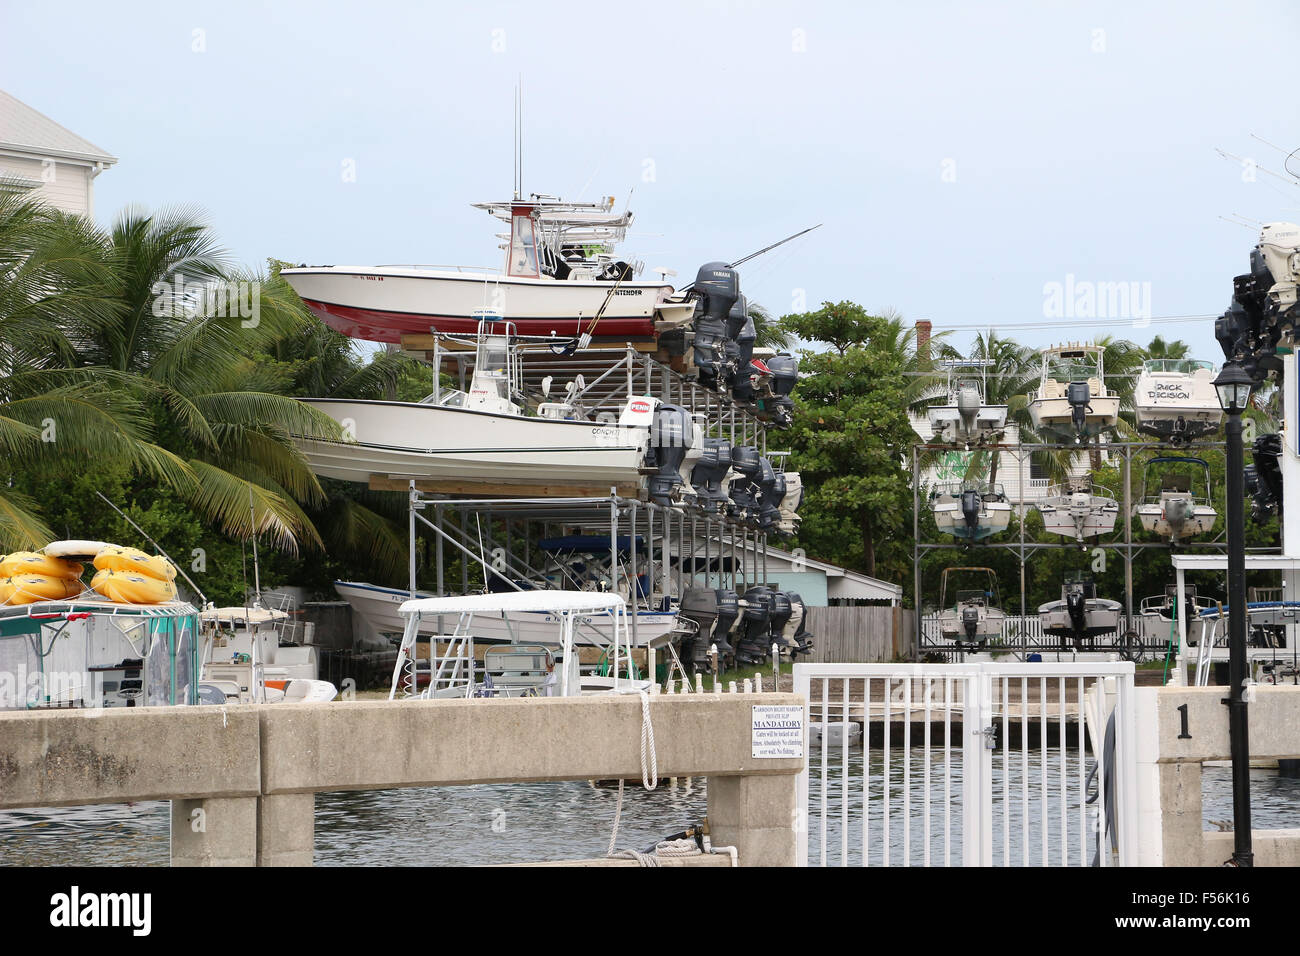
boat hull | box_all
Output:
[932,501,1012,541]
[295,398,649,485]
[281,267,673,344]
[1039,600,1122,639]
[1133,502,1217,542]
[1036,492,1120,541]
[938,607,1006,643]
[335,581,679,648]
[1027,395,1120,436]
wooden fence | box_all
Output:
[802,606,914,663]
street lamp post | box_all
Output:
[1214,360,1255,867]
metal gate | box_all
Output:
[793,662,1137,866]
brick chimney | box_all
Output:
[916,319,932,371]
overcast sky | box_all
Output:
[4,0,1298,360]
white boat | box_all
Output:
[199,605,336,704]
[1038,573,1122,645]
[1026,344,1120,440]
[388,591,652,699]
[291,321,694,497]
[1132,456,1218,544]
[810,722,863,747]
[281,196,690,345]
[1133,359,1223,443]
[1034,479,1120,542]
[925,372,1008,447]
[936,567,1007,646]
[929,480,1012,542]
[0,597,203,710]
[334,581,679,649]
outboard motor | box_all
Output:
[722,295,748,386]
[1065,584,1088,640]
[960,488,983,535]
[767,471,789,535]
[729,445,761,523]
[1250,433,1284,521]
[691,262,739,387]
[778,472,803,535]
[961,603,981,642]
[956,386,981,436]
[786,592,813,656]
[768,591,793,653]
[711,589,738,659]
[689,438,732,513]
[1066,381,1091,439]
[763,353,799,428]
[1163,495,1191,537]
[756,457,781,531]
[645,404,693,506]
[736,586,773,664]
[730,317,759,404]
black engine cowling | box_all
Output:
[691,262,739,387]
[645,404,693,506]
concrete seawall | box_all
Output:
[0,694,804,866]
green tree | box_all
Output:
[781,301,918,581]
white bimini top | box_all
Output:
[399,590,625,617]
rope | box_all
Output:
[606,691,660,859]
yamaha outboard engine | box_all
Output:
[961,604,981,642]
[1066,381,1091,439]
[722,295,748,387]
[731,317,759,404]
[691,262,739,387]
[767,471,788,535]
[645,404,693,505]
[786,592,813,656]
[689,437,732,514]
[756,457,781,531]
[712,589,738,659]
[736,586,773,665]
[960,488,982,536]
[769,590,793,654]
[1250,433,1283,521]
[763,353,799,428]
[1065,583,1088,640]
[729,445,761,523]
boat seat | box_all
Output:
[1087,377,1104,395]
[1040,380,1066,399]
[482,644,556,696]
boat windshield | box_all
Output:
[1143,359,1213,374]
[435,389,467,408]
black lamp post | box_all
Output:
[1214,360,1255,867]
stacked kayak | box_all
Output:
[90,545,178,604]
[0,551,87,605]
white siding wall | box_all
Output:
[910,417,1104,506]
[0,154,94,216]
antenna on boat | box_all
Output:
[513,78,524,200]
[93,491,208,608]
[677,223,822,293]
[247,485,262,608]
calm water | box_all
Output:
[3,755,1298,866]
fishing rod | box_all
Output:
[677,223,822,294]
[94,491,208,607]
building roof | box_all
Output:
[0,90,117,166]
[762,547,903,603]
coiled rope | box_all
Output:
[607,690,674,862]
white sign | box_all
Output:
[751,704,804,759]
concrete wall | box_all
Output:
[0,693,804,867]
[1137,685,1300,866]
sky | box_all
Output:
[3,0,1298,360]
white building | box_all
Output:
[0,90,116,216]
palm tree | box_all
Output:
[0,196,345,553]
[1144,335,1190,360]
[746,301,794,351]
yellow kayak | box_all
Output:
[0,551,84,580]
[90,568,178,605]
[92,545,177,582]
[0,574,85,605]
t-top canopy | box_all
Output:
[399,590,626,617]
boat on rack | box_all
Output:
[1133,359,1223,443]
[334,580,680,649]
[291,319,696,498]
[1034,478,1120,543]
[1026,344,1120,441]
[388,591,652,699]
[281,196,692,345]
[929,480,1012,542]
[936,567,1006,647]
[199,605,336,704]
[1131,456,1218,544]
[925,370,1007,448]
[1038,572,1122,646]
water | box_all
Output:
[3,757,1299,866]
[0,780,708,867]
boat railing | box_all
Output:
[373,263,499,274]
